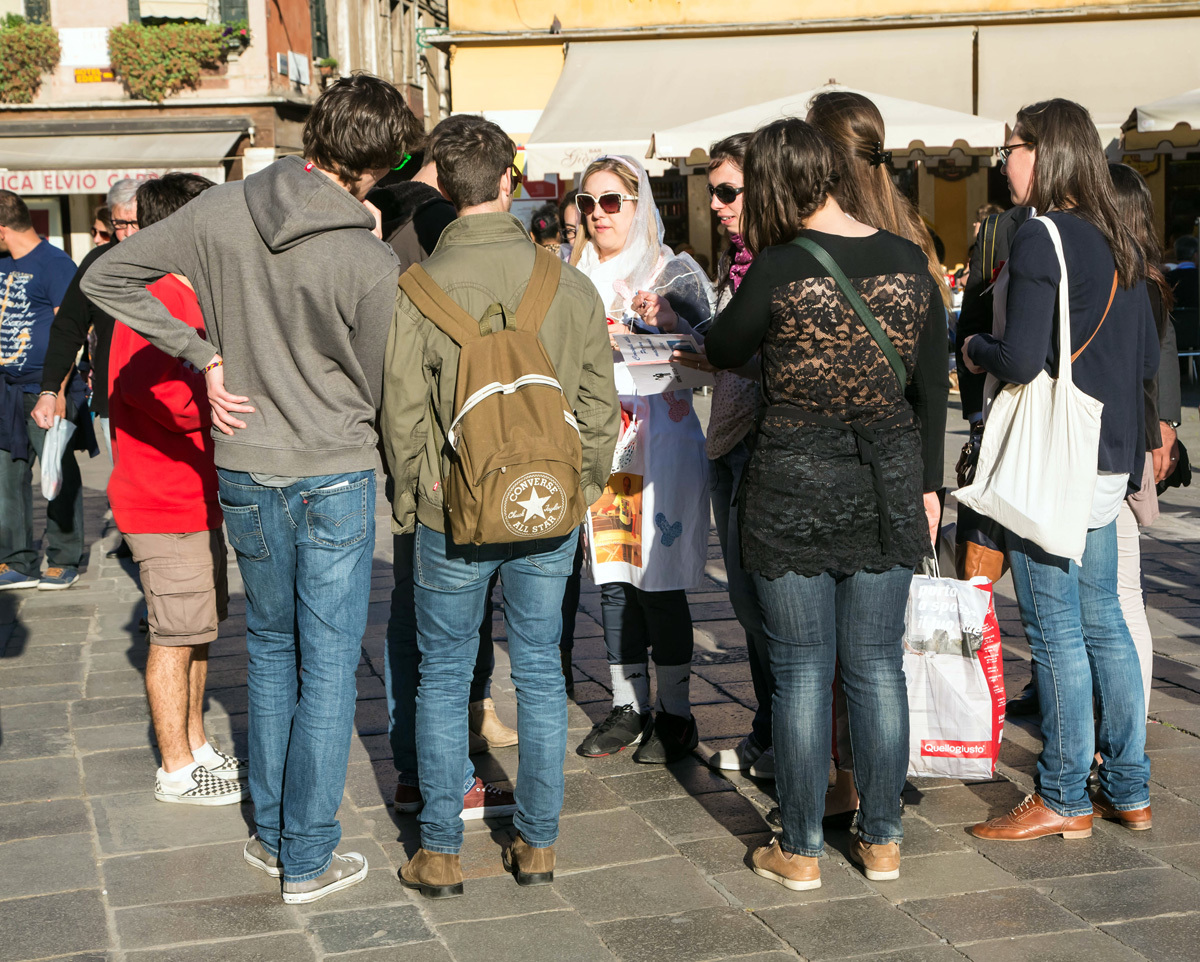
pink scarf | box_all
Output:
[728,233,754,292]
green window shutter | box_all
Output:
[309,0,328,60]
[220,0,248,21]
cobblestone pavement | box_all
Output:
[3,400,1200,962]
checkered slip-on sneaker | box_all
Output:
[204,747,249,780]
[155,766,249,806]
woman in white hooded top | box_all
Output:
[570,155,715,764]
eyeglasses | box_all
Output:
[111,219,138,231]
[996,142,1035,164]
[392,152,413,172]
[509,164,523,187]
[707,183,744,205]
[576,192,637,216]
[90,227,111,241]
[561,224,577,242]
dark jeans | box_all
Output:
[0,392,85,575]
[385,532,496,785]
[709,440,772,748]
[216,469,375,883]
[754,565,912,857]
[599,582,693,667]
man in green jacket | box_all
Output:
[382,117,618,899]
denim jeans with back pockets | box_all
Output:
[217,469,375,883]
[1007,520,1150,816]
[412,522,576,855]
[753,565,912,858]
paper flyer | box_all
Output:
[610,333,714,395]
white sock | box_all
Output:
[609,663,651,715]
[654,663,692,718]
[158,761,200,785]
[191,742,220,767]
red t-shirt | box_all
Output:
[107,275,221,534]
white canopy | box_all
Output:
[1131,88,1200,133]
[651,85,1006,160]
[524,28,977,179]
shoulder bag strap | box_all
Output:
[513,246,563,336]
[789,235,907,388]
[1070,270,1119,363]
[398,264,482,346]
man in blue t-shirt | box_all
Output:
[0,190,85,590]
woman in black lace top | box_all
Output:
[705,119,947,891]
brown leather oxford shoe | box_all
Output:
[968,793,1093,841]
[1092,793,1153,831]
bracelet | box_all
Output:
[38,390,58,398]
[202,359,223,374]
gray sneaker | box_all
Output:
[282,851,367,904]
[243,834,282,878]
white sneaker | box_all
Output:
[749,747,776,780]
[154,766,249,806]
[708,735,763,772]
[202,747,249,780]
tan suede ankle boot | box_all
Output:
[469,697,518,749]
[502,835,555,885]
[399,848,464,899]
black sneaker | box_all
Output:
[576,704,649,757]
[633,711,699,764]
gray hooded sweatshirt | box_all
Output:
[82,155,399,477]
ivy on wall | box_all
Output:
[0,15,62,105]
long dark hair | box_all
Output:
[708,132,750,296]
[1015,99,1138,287]
[742,119,839,257]
[807,90,950,307]
[1109,163,1172,311]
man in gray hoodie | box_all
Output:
[83,75,423,904]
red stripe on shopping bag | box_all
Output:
[920,739,992,758]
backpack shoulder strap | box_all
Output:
[789,235,907,388]
[398,264,481,346]
[512,246,563,336]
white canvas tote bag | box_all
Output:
[955,216,1104,564]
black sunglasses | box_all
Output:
[997,142,1034,164]
[509,164,523,187]
[707,183,744,205]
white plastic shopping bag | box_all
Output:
[955,215,1103,565]
[902,570,1005,781]
[40,415,76,501]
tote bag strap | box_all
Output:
[789,235,907,389]
[1031,216,1075,385]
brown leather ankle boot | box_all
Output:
[399,848,464,899]
[502,835,555,885]
[469,697,519,749]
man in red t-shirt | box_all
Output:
[108,174,247,806]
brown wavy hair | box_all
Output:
[807,90,950,307]
[1015,99,1138,288]
[1109,163,1171,310]
[741,118,839,256]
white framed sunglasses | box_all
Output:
[576,191,638,216]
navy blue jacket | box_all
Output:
[966,211,1158,489]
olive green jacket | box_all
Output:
[381,212,619,535]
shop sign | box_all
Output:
[0,167,226,195]
[74,68,116,83]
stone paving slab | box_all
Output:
[2,401,1200,961]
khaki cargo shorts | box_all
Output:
[125,530,229,647]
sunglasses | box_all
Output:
[91,227,111,241]
[576,192,637,216]
[509,164,523,187]
[707,183,744,204]
[996,142,1034,164]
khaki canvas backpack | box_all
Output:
[397,246,586,546]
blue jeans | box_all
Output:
[1007,521,1150,816]
[0,392,85,575]
[754,565,912,858]
[709,440,773,748]
[217,469,375,883]
[413,523,576,854]
[385,531,493,787]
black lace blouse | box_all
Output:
[705,228,948,580]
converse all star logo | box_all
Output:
[502,472,566,538]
